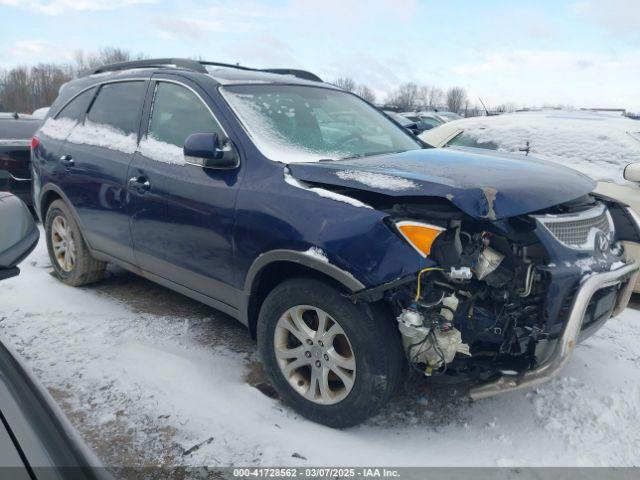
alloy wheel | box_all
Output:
[51,215,76,272]
[274,305,356,405]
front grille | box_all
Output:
[534,204,613,250]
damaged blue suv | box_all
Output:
[32,59,640,427]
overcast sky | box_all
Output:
[1,0,639,111]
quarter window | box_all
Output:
[147,82,222,148]
[87,82,145,135]
[56,88,96,122]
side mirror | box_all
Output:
[184,133,238,169]
[624,163,640,182]
[0,193,39,281]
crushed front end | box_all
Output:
[370,195,640,398]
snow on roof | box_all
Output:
[450,110,640,185]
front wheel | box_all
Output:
[258,278,403,428]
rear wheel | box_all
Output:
[45,200,106,286]
[258,278,403,428]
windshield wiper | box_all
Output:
[338,149,411,161]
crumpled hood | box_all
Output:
[287,148,596,220]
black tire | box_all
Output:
[257,278,403,428]
[45,199,106,286]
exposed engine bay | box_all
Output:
[374,194,629,383]
[391,221,549,381]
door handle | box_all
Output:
[128,176,151,193]
[59,154,74,167]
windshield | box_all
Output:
[221,85,421,163]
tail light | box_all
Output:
[31,136,40,149]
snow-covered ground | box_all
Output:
[1,234,639,467]
[445,110,640,184]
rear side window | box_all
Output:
[87,82,145,135]
[147,82,222,147]
[56,88,96,122]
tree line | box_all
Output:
[1,46,513,116]
[0,47,145,113]
[331,77,474,113]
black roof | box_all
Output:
[85,58,324,85]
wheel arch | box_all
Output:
[39,184,93,251]
[241,250,366,338]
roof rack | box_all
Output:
[86,58,323,82]
[88,58,208,75]
[261,68,323,82]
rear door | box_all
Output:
[127,77,241,307]
[58,80,148,264]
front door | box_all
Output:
[128,78,241,307]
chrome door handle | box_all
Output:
[59,154,74,167]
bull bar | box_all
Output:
[469,260,640,401]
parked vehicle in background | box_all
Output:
[0,113,42,207]
[383,110,420,135]
[432,111,463,122]
[420,110,640,292]
[0,192,105,478]
[399,111,444,132]
[32,107,50,120]
[32,59,640,427]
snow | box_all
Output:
[221,88,349,164]
[39,117,77,141]
[445,110,640,185]
[39,117,138,154]
[303,246,329,263]
[336,170,418,192]
[284,167,372,209]
[40,120,185,164]
[138,135,185,165]
[67,120,138,154]
[1,234,640,467]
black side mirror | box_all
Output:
[0,193,39,281]
[184,133,238,169]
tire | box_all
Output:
[45,199,106,286]
[257,278,403,428]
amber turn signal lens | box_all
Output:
[396,221,445,257]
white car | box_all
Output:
[420,110,640,291]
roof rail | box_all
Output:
[87,58,323,82]
[261,68,323,82]
[87,58,208,76]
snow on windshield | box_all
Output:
[444,111,640,184]
[221,85,419,164]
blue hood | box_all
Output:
[287,148,596,220]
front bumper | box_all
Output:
[470,260,639,401]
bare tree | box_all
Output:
[356,84,376,103]
[74,47,147,74]
[0,67,30,112]
[386,82,420,111]
[445,86,467,113]
[30,63,73,108]
[332,77,356,92]
[496,102,517,113]
[418,85,443,110]
[0,47,145,113]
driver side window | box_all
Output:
[139,82,224,165]
[148,82,223,148]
